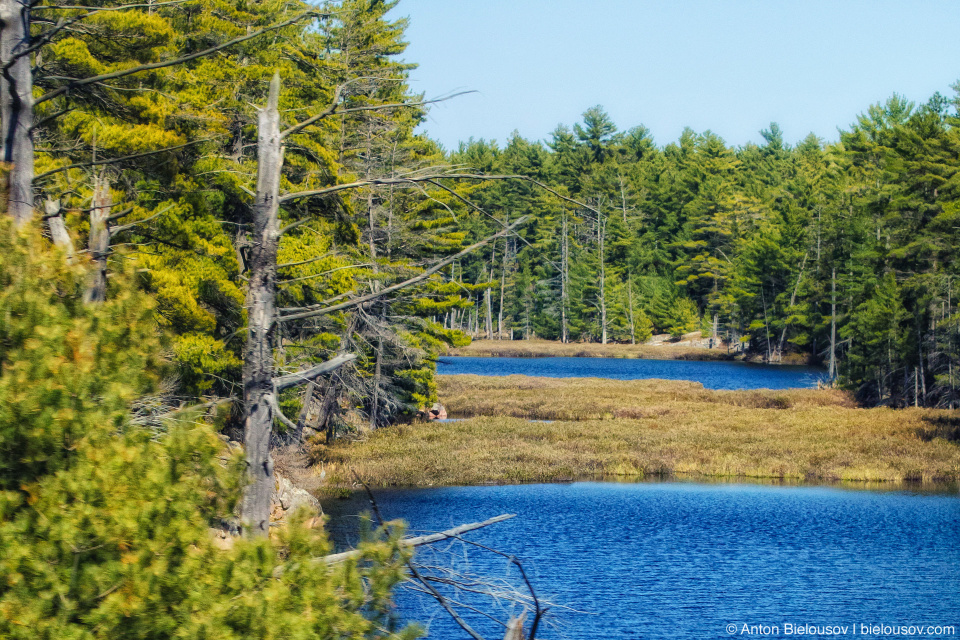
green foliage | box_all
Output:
[0,223,418,639]
[449,89,960,406]
[668,298,700,339]
[0,221,162,488]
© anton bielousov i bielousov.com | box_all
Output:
[728,622,957,636]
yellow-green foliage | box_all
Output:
[173,333,242,393]
[0,221,162,486]
[319,375,960,487]
[0,222,419,639]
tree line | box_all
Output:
[444,97,960,408]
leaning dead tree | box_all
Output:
[239,74,530,536]
[238,72,607,536]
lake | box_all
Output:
[437,356,826,390]
[323,482,960,639]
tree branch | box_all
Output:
[272,353,356,392]
[266,393,298,431]
[109,204,173,236]
[11,1,189,68]
[278,173,601,216]
[276,252,332,270]
[34,11,318,106]
[280,90,472,140]
[277,215,529,324]
[34,138,216,181]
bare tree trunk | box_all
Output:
[627,270,636,344]
[295,380,316,440]
[917,322,927,405]
[84,177,111,303]
[370,335,382,428]
[598,217,607,344]
[776,252,807,361]
[44,199,75,260]
[560,212,569,344]
[0,0,34,226]
[498,233,507,340]
[828,268,837,380]
[484,247,495,339]
[241,74,283,538]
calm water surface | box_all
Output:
[323,482,960,639]
[437,356,826,390]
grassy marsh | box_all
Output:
[315,375,960,488]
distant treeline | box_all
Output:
[442,96,960,408]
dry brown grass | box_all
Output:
[447,338,736,361]
[315,375,960,488]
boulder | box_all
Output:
[271,471,322,523]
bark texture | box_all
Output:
[44,199,75,260]
[84,178,111,303]
[0,0,34,226]
[241,73,283,537]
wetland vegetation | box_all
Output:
[316,374,960,489]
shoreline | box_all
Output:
[447,338,814,365]
[317,473,960,501]
[311,375,960,492]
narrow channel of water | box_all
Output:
[437,356,826,390]
[323,482,960,639]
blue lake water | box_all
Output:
[323,482,960,639]
[437,356,826,390]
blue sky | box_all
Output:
[389,0,960,150]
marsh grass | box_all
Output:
[447,338,736,361]
[315,376,960,488]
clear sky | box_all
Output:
[388,0,960,150]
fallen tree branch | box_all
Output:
[271,513,516,578]
[318,514,517,565]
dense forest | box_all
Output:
[0,0,958,634]
[445,99,960,409]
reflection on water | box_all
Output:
[437,356,827,390]
[323,482,960,639]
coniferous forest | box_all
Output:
[1,0,959,636]
[448,99,960,410]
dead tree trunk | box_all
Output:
[0,0,34,226]
[598,216,608,344]
[828,268,837,380]
[84,177,111,303]
[776,252,807,361]
[498,231,508,340]
[241,73,284,537]
[560,212,569,344]
[295,380,316,440]
[44,199,75,260]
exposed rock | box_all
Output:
[271,471,322,523]
[418,402,448,420]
